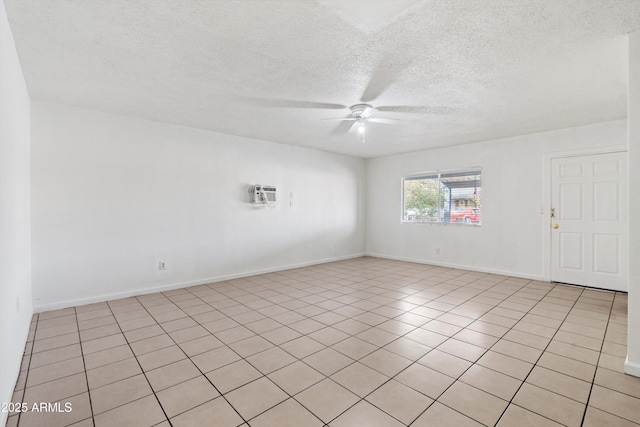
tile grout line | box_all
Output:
[178,269,428,425]
[374,276,554,426]
[301,273,543,426]
[578,291,615,426]
[16,311,97,426]
[135,289,267,425]
[102,299,175,426]
[13,260,634,427]
[396,278,594,425]
[18,269,557,426]
[177,284,339,426]
[15,274,532,427]
[73,306,97,427]
[496,287,621,424]
[489,283,588,426]
[14,314,37,427]
[292,270,620,422]
[235,268,521,424]
[237,270,550,425]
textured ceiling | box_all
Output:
[4,0,640,158]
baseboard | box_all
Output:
[33,253,366,313]
[365,252,544,281]
[624,356,640,377]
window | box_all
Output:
[402,168,482,224]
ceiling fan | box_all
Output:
[321,103,400,143]
[243,97,453,143]
[242,54,454,143]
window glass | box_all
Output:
[402,168,481,224]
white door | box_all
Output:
[550,152,628,291]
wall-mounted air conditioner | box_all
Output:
[249,185,277,205]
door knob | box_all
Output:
[553,224,559,229]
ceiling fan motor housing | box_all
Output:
[350,103,373,119]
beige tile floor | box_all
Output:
[6,257,640,427]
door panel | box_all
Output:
[550,152,628,291]
[559,233,583,270]
[593,234,619,274]
[593,182,618,220]
[559,183,583,219]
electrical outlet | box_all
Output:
[158,261,167,270]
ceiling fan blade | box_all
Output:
[321,117,356,121]
[347,121,360,134]
[376,105,455,114]
[330,120,358,136]
[241,97,347,110]
[360,53,412,103]
[367,117,400,124]
[360,105,375,118]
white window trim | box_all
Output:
[401,167,482,225]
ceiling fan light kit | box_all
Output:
[352,104,370,143]
[357,119,366,143]
[321,103,401,143]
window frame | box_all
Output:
[401,167,482,225]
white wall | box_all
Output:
[0,2,32,425]
[366,120,627,279]
[626,30,640,377]
[30,101,366,311]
